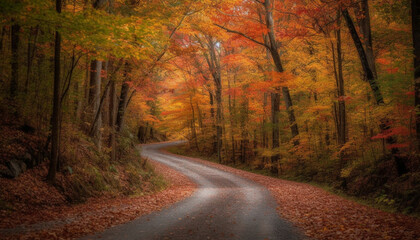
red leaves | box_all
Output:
[337,96,352,102]
[376,58,392,65]
[386,143,410,150]
[371,126,410,140]
[386,67,399,74]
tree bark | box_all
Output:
[47,0,62,183]
[413,0,420,150]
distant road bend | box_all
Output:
[84,141,304,240]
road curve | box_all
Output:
[83,142,304,240]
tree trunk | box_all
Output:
[270,92,280,173]
[102,61,109,126]
[336,17,346,146]
[47,0,62,183]
[209,89,217,152]
[263,0,299,173]
[10,23,20,98]
[108,62,117,161]
[215,84,223,163]
[413,0,420,150]
[89,60,102,149]
[189,96,199,151]
[344,8,407,175]
[228,74,236,164]
[355,0,377,79]
[116,82,130,132]
[342,9,383,105]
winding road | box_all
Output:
[84,142,304,240]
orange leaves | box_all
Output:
[266,71,296,89]
[376,58,392,65]
[161,109,182,116]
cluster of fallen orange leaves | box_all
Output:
[0,161,196,240]
[162,150,420,240]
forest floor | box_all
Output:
[164,145,420,240]
[0,160,196,240]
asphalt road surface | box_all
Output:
[83,142,304,240]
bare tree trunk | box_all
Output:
[47,0,62,183]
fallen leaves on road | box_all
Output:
[0,161,195,240]
[162,150,420,240]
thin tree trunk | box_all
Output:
[89,60,102,149]
[209,89,217,152]
[189,96,199,151]
[336,17,346,146]
[102,61,109,126]
[90,78,112,136]
[108,61,117,161]
[47,0,62,183]
[228,74,236,164]
[215,85,223,163]
[270,92,280,173]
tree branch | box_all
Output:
[214,23,268,48]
